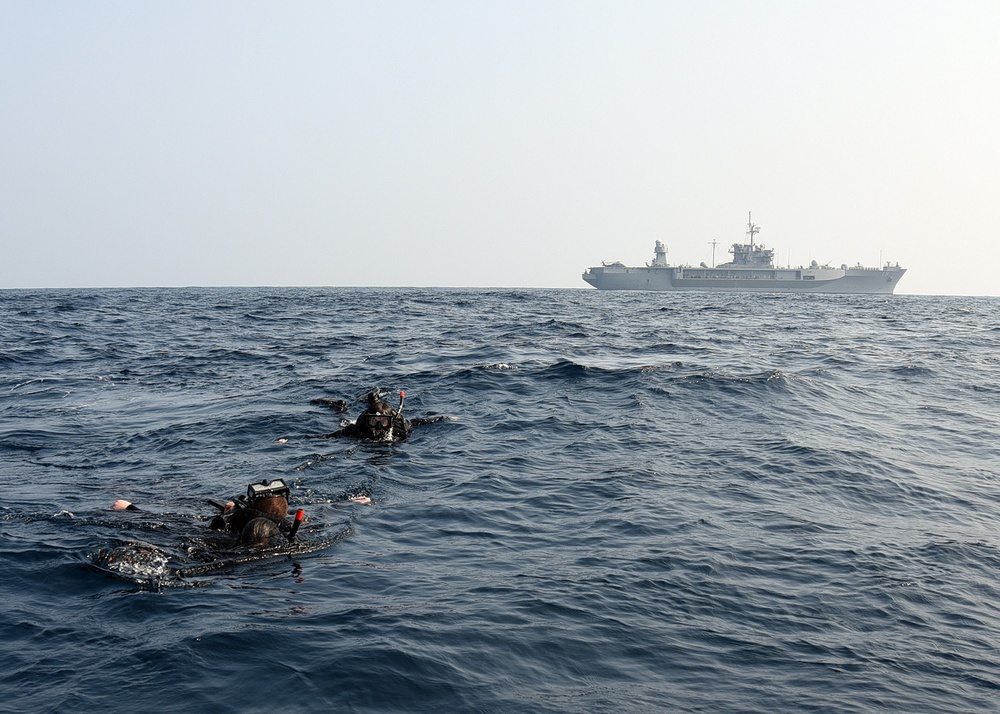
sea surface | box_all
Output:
[2,287,1000,713]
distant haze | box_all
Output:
[2,1,997,295]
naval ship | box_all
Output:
[582,214,906,294]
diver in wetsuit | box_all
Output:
[302,388,454,444]
[340,390,411,441]
[208,479,301,546]
[95,483,295,581]
[96,480,370,581]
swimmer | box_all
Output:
[349,390,410,441]
[96,480,370,584]
[317,388,452,442]
[111,482,370,538]
[209,479,295,546]
[109,481,297,548]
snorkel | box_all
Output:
[385,390,405,439]
[287,509,305,543]
[380,390,405,441]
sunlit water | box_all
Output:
[2,288,999,713]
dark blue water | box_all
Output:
[3,288,1000,713]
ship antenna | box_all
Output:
[746,211,760,246]
[708,239,720,267]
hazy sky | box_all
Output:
[2,1,998,294]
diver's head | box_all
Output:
[239,517,280,546]
[253,495,289,519]
[364,402,395,439]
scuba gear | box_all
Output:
[365,413,391,430]
[247,479,290,503]
[357,389,408,440]
[287,509,305,543]
[208,479,297,545]
[363,404,394,439]
[317,387,418,441]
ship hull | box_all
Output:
[582,266,906,294]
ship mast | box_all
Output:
[708,239,720,267]
[746,211,760,246]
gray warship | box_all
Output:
[582,214,906,294]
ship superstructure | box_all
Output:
[582,214,906,294]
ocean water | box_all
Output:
[2,287,1000,713]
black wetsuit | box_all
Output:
[209,502,291,543]
[319,391,450,441]
[342,402,411,441]
[327,391,411,441]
